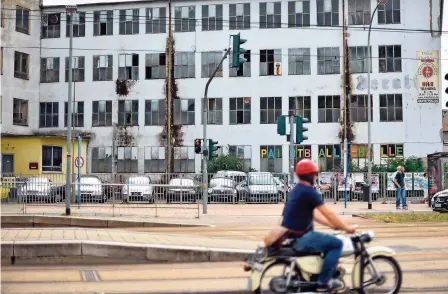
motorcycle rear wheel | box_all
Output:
[359,255,402,294]
[256,260,302,294]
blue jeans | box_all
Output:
[295,231,343,285]
[396,188,407,208]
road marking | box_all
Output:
[80,270,100,282]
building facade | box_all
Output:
[1,0,444,175]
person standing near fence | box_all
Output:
[423,173,429,203]
[394,166,407,210]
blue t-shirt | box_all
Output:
[282,183,324,232]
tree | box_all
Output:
[207,155,244,173]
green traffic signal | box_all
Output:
[295,116,309,144]
[208,139,220,160]
[231,33,247,68]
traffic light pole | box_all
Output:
[288,111,295,190]
[202,47,231,214]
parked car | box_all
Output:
[213,171,247,185]
[432,189,448,212]
[273,176,290,200]
[17,177,55,203]
[167,178,199,203]
[51,176,109,203]
[237,172,281,203]
[122,176,154,202]
[208,178,237,203]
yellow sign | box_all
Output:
[260,146,282,159]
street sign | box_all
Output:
[75,156,84,168]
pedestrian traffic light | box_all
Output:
[208,139,220,160]
[194,139,202,154]
[295,116,309,144]
[231,33,247,68]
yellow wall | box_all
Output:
[1,137,88,177]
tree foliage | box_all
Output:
[207,155,244,173]
[348,157,425,173]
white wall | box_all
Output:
[38,0,443,172]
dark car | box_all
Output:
[432,189,448,212]
[236,172,281,203]
[208,178,237,203]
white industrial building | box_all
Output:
[1,0,444,174]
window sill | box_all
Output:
[92,125,113,128]
[14,74,29,80]
[42,171,63,174]
[117,125,139,127]
[259,75,282,77]
[13,122,29,127]
[15,28,30,35]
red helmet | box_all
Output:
[295,159,319,176]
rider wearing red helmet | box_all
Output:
[282,159,357,293]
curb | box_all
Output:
[1,215,213,228]
[342,209,433,216]
[1,240,252,264]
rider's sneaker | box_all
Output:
[316,279,344,292]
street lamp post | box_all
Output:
[367,0,387,210]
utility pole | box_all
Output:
[65,5,76,216]
[166,0,173,174]
[288,111,295,188]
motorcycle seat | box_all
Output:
[272,248,322,257]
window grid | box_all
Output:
[318,144,342,171]
[174,99,195,125]
[260,49,282,76]
[378,0,400,24]
[350,144,370,169]
[119,9,139,35]
[289,96,311,122]
[349,46,372,74]
[174,6,196,32]
[146,53,166,79]
[40,57,60,83]
[260,145,283,173]
[145,100,165,126]
[15,6,30,34]
[41,13,61,39]
[229,97,251,125]
[118,100,139,126]
[42,146,63,172]
[117,146,138,173]
[228,145,252,171]
[379,94,403,122]
[13,98,28,126]
[229,3,250,30]
[202,4,223,31]
[317,47,340,75]
[65,101,84,127]
[93,10,113,36]
[144,146,166,173]
[91,147,113,173]
[288,48,311,75]
[260,97,282,124]
[174,52,195,78]
[92,100,112,127]
[229,50,251,77]
[288,1,310,27]
[318,95,340,123]
[348,0,371,25]
[118,54,139,80]
[349,95,372,122]
[93,55,113,81]
[202,98,223,125]
[259,2,282,29]
[39,102,59,128]
[66,12,86,37]
[146,7,167,34]
[317,0,339,26]
[201,52,223,78]
[379,45,402,73]
[14,51,28,80]
[65,56,85,82]
[174,146,195,173]
[292,145,313,165]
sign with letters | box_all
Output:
[350,144,372,158]
[260,145,282,159]
[417,50,439,103]
[290,145,312,159]
[318,145,341,159]
[380,144,404,158]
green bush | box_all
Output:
[207,155,244,173]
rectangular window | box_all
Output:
[202,98,223,125]
[92,100,112,127]
[318,144,342,171]
[288,48,311,75]
[117,146,138,173]
[317,0,339,26]
[202,4,223,31]
[64,101,84,127]
[260,49,282,76]
[1,47,3,75]
[317,47,340,75]
[349,46,371,73]
[93,10,113,36]
[229,50,251,77]
[380,144,403,160]
[13,98,28,126]
[118,100,139,126]
[41,13,61,39]
[378,0,400,24]
[145,100,165,126]
[229,97,251,125]
[289,96,311,122]
[119,9,139,35]
[174,99,195,125]
[91,146,113,173]
[16,6,30,34]
[174,146,195,173]
[288,1,310,27]
[146,7,166,34]
[144,146,166,173]
[14,51,28,80]
[93,55,113,81]
[350,144,371,169]
[40,57,60,83]
[260,97,282,124]
[348,0,370,25]
[174,6,196,32]
[66,12,85,37]
[379,94,403,122]
[350,95,372,122]
[229,3,250,30]
[118,53,139,80]
[65,56,85,82]
[201,51,223,78]
[145,53,166,79]
[174,52,195,78]
[1,0,5,28]
[42,146,63,172]
[292,145,312,165]
[379,45,402,73]
[259,2,281,29]
[228,145,252,171]
[260,145,282,173]
[39,102,59,128]
[318,95,340,123]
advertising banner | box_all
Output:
[417,50,439,103]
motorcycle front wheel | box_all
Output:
[256,260,302,294]
[360,255,402,294]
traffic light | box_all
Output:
[445,74,448,94]
[208,139,220,160]
[295,116,309,144]
[194,139,202,154]
[277,115,286,136]
[231,33,247,68]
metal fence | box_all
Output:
[1,171,429,217]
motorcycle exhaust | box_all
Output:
[243,264,252,272]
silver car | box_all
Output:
[238,172,281,203]
[17,177,54,203]
[208,178,237,203]
[167,178,198,203]
[74,176,107,203]
[122,176,154,202]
